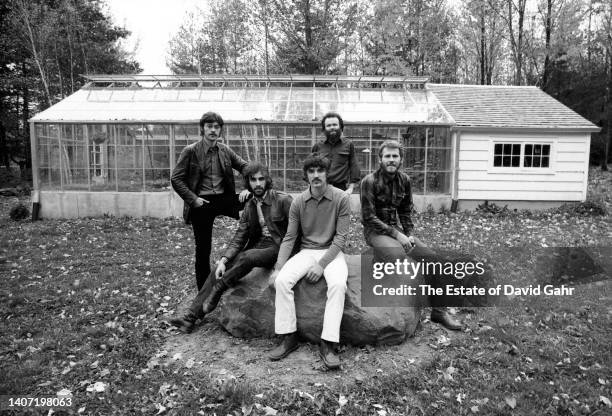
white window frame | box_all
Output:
[488,138,554,174]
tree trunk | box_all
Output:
[603,49,611,171]
[16,0,52,106]
[542,0,552,90]
[0,122,8,169]
[480,3,486,85]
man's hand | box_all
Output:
[344,183,355,196]
[304,263,324,283]
[215,262,226,279]
[238,189,251,203]
[397,233,415,249]
[193,197,209,208]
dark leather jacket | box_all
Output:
[223,189,293,261]
[171,140,247,223]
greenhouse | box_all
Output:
[30,74,455,218]
[30,74,598,218]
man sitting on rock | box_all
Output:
[361,140,463,331]
[269,153,351,370]
[169,161,292,333]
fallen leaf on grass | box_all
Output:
[262,406,277,415]
[86,382,107,393]
[600,396,612,407]
[505,397,517,409]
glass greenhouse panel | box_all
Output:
[426,171,452,194]
[405,170,424,193]
[117,169,143,191]
[402,126,427,148]
[427,149,453,171]
[145,169,171,191]
[404,148,426,171]
[62,169,89,190]
[429,127,451,148]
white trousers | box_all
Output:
[274,249,348,343]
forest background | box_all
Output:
[1,0,611,177]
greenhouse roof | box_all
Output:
[428,84,600,131]
[30,74,454,125]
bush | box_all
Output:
[476,200,511,216]
[558,199,607,216]
[9,203,29,221]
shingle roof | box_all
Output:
[428,84,599,131]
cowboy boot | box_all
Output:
[201,280,229,314]
[169,311,197,334]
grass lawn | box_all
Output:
[0,169,611,415]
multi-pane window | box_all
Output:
[493,143,551,168]
[524,144,550,168]
[493,143,521,167]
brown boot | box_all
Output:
[202,280,229,314]
[269,332,299,361]
[430,309,463,331]
[319,340,341,370]
[169,312,197,334]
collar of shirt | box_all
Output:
[254,190,270,205]
[201,137,219,154]
[305,185,333,202]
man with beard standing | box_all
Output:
[361,140,463,331]
[169,161,293,333]
[311,112,361,194]
[269,153,350,369]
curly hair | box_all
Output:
[320,112,344,131]
[302,152,331,181]
[242,161,273,192]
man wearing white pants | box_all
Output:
[269,153,351,369]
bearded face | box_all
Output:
[323,117,342,142]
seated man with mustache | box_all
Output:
[269,153,350,370]
[169,161,292,333]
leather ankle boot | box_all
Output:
[430,309,463,331]
[202,280,229,314]
[169,312,197,334]
[269,332,299,361]
[319,340,341,369]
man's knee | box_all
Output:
[274,272,291,291]
[233,251,257,268]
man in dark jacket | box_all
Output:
[361,140,463,331]
[169,161,293,333]
[311,112,361,194]
[171,112,248,291]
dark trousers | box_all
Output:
[366,232,446,312]
[190,194,237,290]
[187,237,278,319]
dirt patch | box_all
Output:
[152,307,473,392]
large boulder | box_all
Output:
[216,255,421,346]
